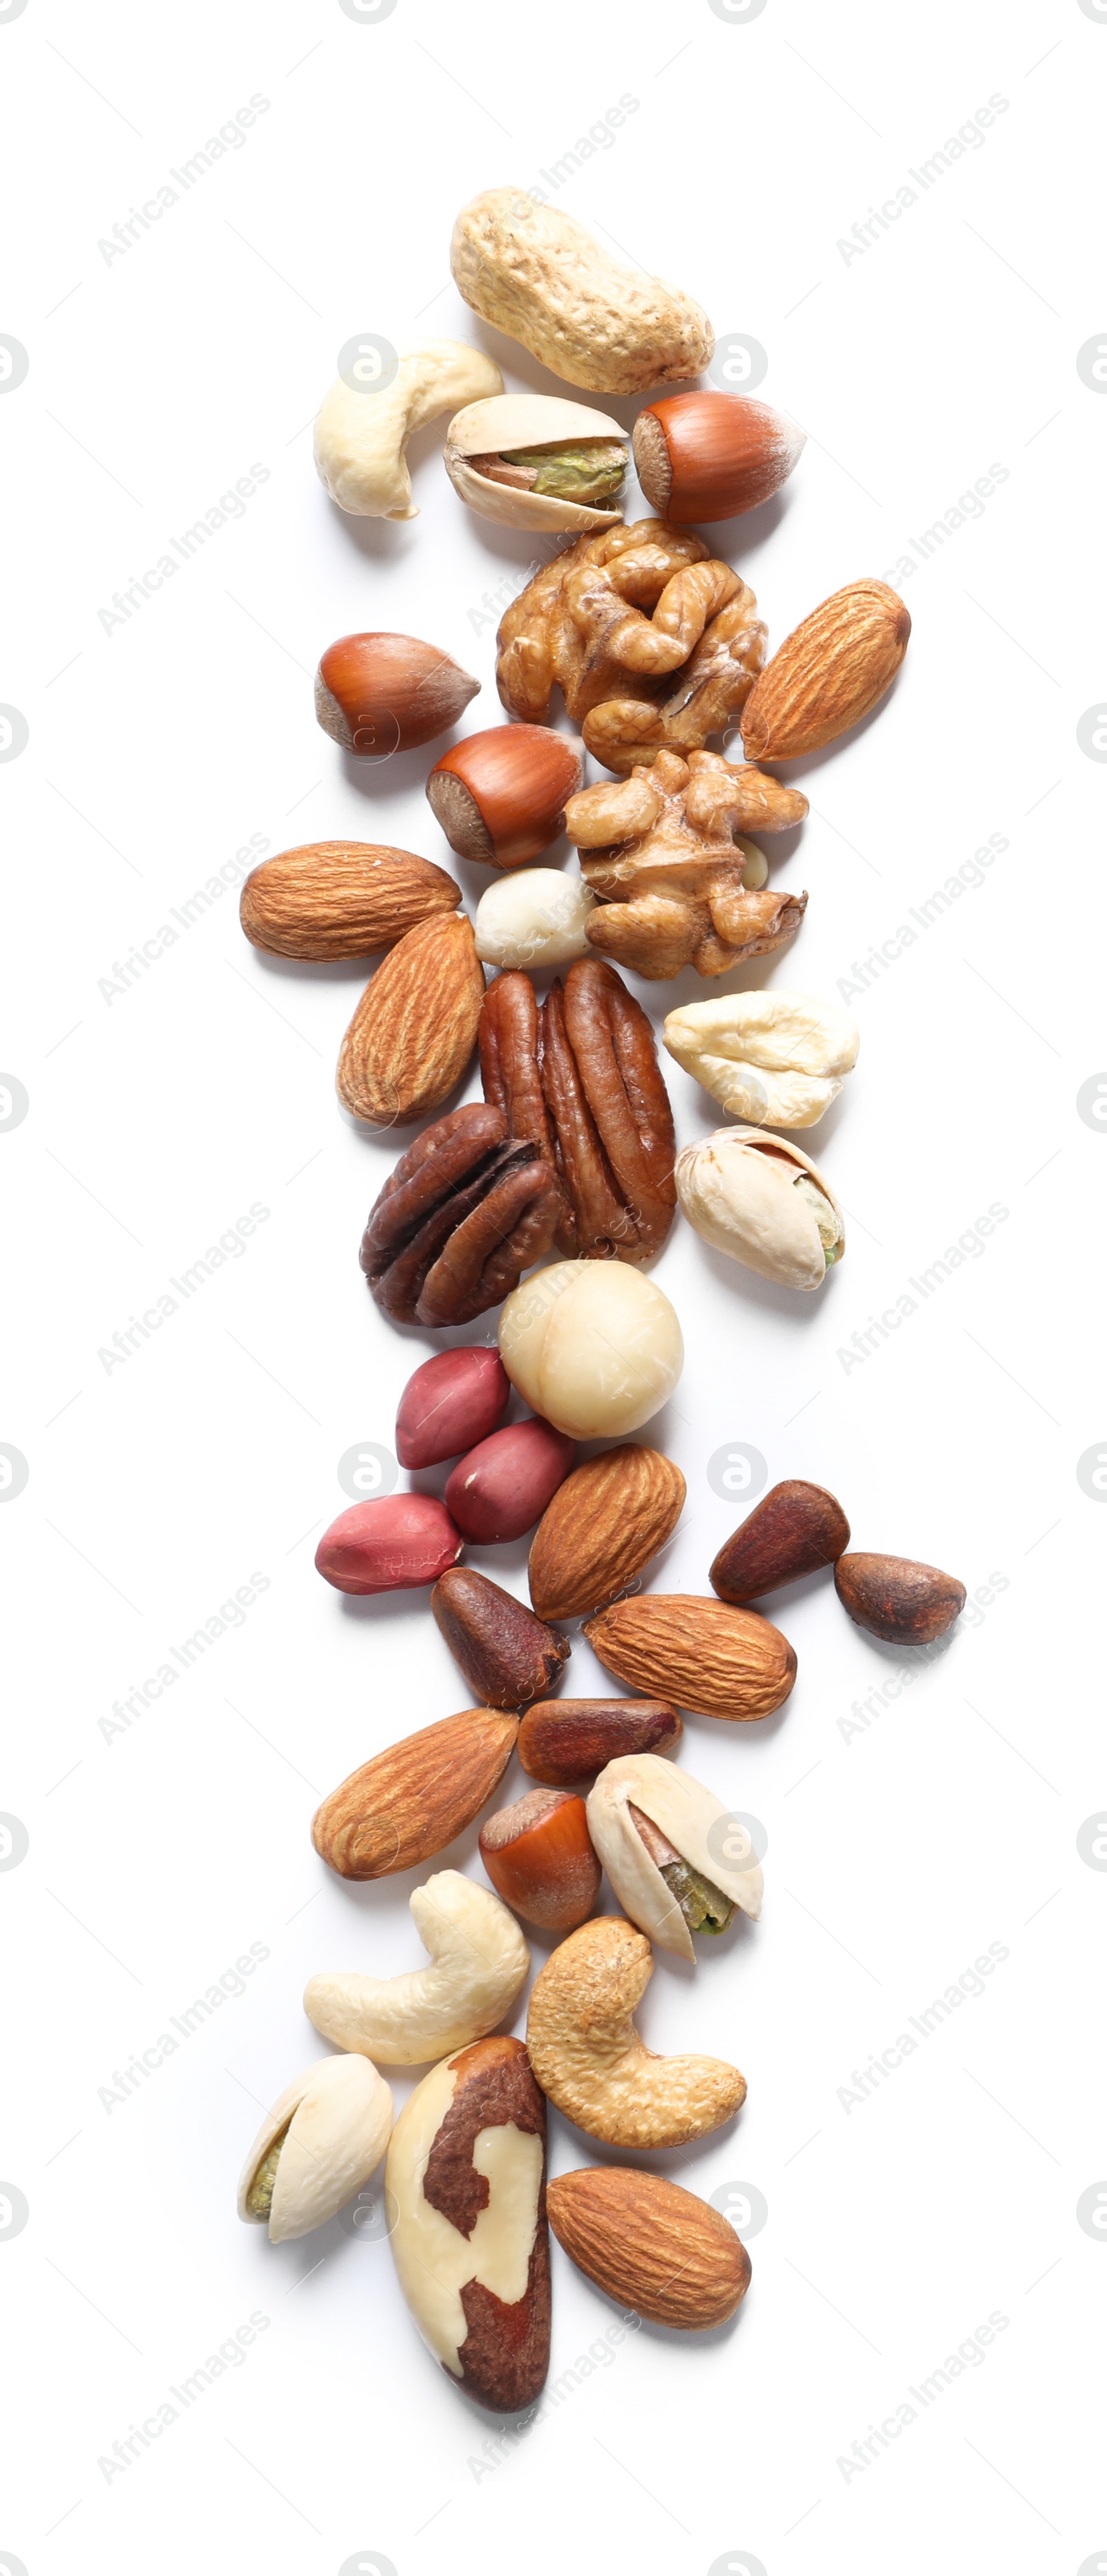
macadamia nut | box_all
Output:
[475,869,596,969]
[500,1260,683,1439]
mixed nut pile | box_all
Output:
[235,188,960,2410]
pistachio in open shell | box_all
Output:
[237,2054,393,2242]
[675,1126,844,1290]
[445,394,628,532]
[587,1753,762,1963]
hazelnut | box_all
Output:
[427,725,585,870]
[315,633,479,757]
[632,392,806,525]
[479,1787,601,1932]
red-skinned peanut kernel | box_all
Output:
[315,1494,462,1595]
[396,1347,511,1470]
[445,1419,576,1545]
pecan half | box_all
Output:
[361,1102,563,1327]
[542,960,676,1261]
[479,959,675,1263]
[480,971,576,1253]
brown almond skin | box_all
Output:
[528,1446,686,1624]
[711,1479,850,1604]
[547,2167,751,2328]
[834,1552,966,1644]
[518,1698,682,1786]
[311,1707,518,1879]
[432,1566,570,1710]
[742,579,910,761]
[239,840,460,961]
[336,912,485,1126]
[583,1595,796,1721]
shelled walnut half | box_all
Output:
[564,750,808,979]
[495,519,770,775]
[479,958,676,1262]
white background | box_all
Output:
[1,2,1104,2570]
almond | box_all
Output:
[336,911,485,1126]
[528,1445,686,1624]
[311,1705,518,1880]
[583,1593,796,1721]
[239,840,461,961]
[741,578,910,760]
[547,2167,751,2328]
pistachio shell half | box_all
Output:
[674,1126,845,1290]
[587,1753,762,1963]
[237,2053,393,2243]
[445,394,628,532]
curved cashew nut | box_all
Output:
[237,2053,393,2243]
[303,1871,529,2065]
[314,339,503,520]
[525,1914,746,2148]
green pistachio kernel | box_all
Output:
[793,1172,844,1269]
[246,2123,291,2220]
[660,1857,735,1936]
[500,439,626,505]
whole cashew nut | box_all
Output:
[303,1871,529,2065]
[526,1914,746,2147]
[314,340,503,519]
